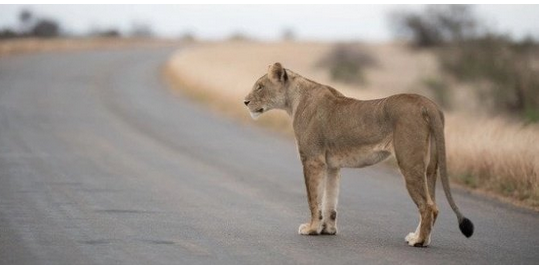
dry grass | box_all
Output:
[165,41,539,209]
[446,114,539,207]
[0,37,179,57]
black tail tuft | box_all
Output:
[459,217,474,238]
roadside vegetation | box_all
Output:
[316,43,377,85]
[0,9,176,57]
[391,5,539,123]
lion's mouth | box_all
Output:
[249,108,265,120]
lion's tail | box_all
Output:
[426,107,474,238]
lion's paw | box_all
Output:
[405,233,429,247]
[321,223,337,235]
[405,232,417,242]
[298,223,321,235]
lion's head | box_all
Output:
[243,62,288,120]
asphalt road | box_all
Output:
[0,48,537,265]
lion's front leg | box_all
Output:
[298,157,326,235]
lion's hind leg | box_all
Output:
[321,167,340,235]
[394,124,436,247]
[401,168,436,247]
[426,135,440,229]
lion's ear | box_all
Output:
[267,62,288,84]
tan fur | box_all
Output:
[244,63,469,247]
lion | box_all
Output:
[243,63,474,247]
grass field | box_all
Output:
[165,41,538,209]
[0,37,179,57]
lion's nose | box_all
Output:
[244,100,250,106]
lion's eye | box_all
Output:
[257,85,263,90]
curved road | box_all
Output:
[0,48,537,265]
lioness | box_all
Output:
[243,63,474,247]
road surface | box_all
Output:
[0,48,537,265]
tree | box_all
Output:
[18,9,34,35]
[390,5,477,47]
[130,22,153,37]
[31,19,60,37]
[0,28,18,39]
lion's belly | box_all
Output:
[326,144,393,169]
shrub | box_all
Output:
[391,5,539,122]
[0,28,18,39]
[317,43,376,85]
[439,34,539,121]
[422,77,451,109]
[390,5,477,47]
[31,19,60,38]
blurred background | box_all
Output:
[0,5,538,41]
[0,5,538,120]
[0,4,538,207]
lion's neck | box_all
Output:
[284,84,301,117]
[283,71,320,117]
